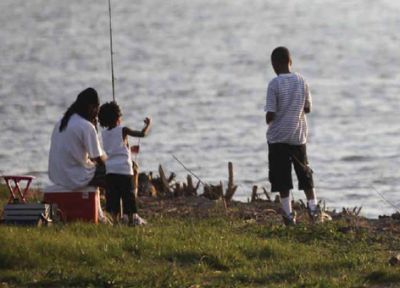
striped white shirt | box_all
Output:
[265,72,311,145]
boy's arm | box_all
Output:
[304,81,312,114]
[265,81,277,125]
[123,117,152,138]
[266,112,275,124]
[91,155,107,166]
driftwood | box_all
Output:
[138,162,239,202]
[202,162,240,202]
[185,175,200,196]
[251,185,258,202]
[172,174,201,198]
[203,182,224,200]
[138,172,157,197]
[262,187,271,201]
[138,165,175,197]
[138,165,201,198]
[250,186,274,203]
[225,162,238,201]
[158,165,172,195]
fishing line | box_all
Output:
[370,185,400,213]
[171,154,207,186]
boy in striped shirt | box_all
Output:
[265,46,319,225]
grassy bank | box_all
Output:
[1,185,400,287]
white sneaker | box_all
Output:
[131,214,147,226]
[282,211,297,226]
[122,214,129,224]
[99,214,113,225]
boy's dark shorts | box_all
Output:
[268,143,314,192]
[105,174,136,214]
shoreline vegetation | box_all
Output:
[1,164,400,287]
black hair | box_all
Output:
[271,46,291,65]
[98,101,122,129]
[59,87,100,132]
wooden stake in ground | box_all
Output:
[158,165,171,195]
[251,185,258,202]
[225,162,238,201]
[186,175,199,196]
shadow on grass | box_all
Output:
[164,251,229,271]
[233,270,300,286]
[365,270,400,285]
[24,269,122,288]
[242,246,276,261]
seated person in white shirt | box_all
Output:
[48,87,107,190]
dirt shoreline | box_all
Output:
[135,195,400,236]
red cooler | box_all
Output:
[43,186,99,223]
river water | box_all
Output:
[1,0,400,218]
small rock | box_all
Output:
[389,254,400,266]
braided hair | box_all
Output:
[59,87,100,132]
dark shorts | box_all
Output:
[268,143,314,192]
[88,164,107,188]
[105,173,137,215]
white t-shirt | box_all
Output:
[101,125,133,176]
[48,114,104,189]
[265,72,312,145]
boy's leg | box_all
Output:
[132,161,139,198]
[304,188,318,211]
[105,174,122,222]
[268,143,295,223]
[121,175,140,225]
[279,190,291,215]
[291,145,319,214]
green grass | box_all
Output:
[0,184,400,287]
[0,183,9,208]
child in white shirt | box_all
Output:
[98,101,151,225]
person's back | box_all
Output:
[266,72,311,145]
[102,125,133,176]
[49,113,103,189]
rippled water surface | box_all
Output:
[1,0,400,217]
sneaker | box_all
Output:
[131,214,147,226]
[282,211,297,226]
[121,214,129,224]
[99,214,113,225]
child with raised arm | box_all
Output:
[265,47,320,226]
[98,101,152,226]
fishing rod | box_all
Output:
[108,0,116,101]
[108,0,144,162]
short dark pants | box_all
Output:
[105,173,137,215]
[268,143,314,192]
[88,164,107,188]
